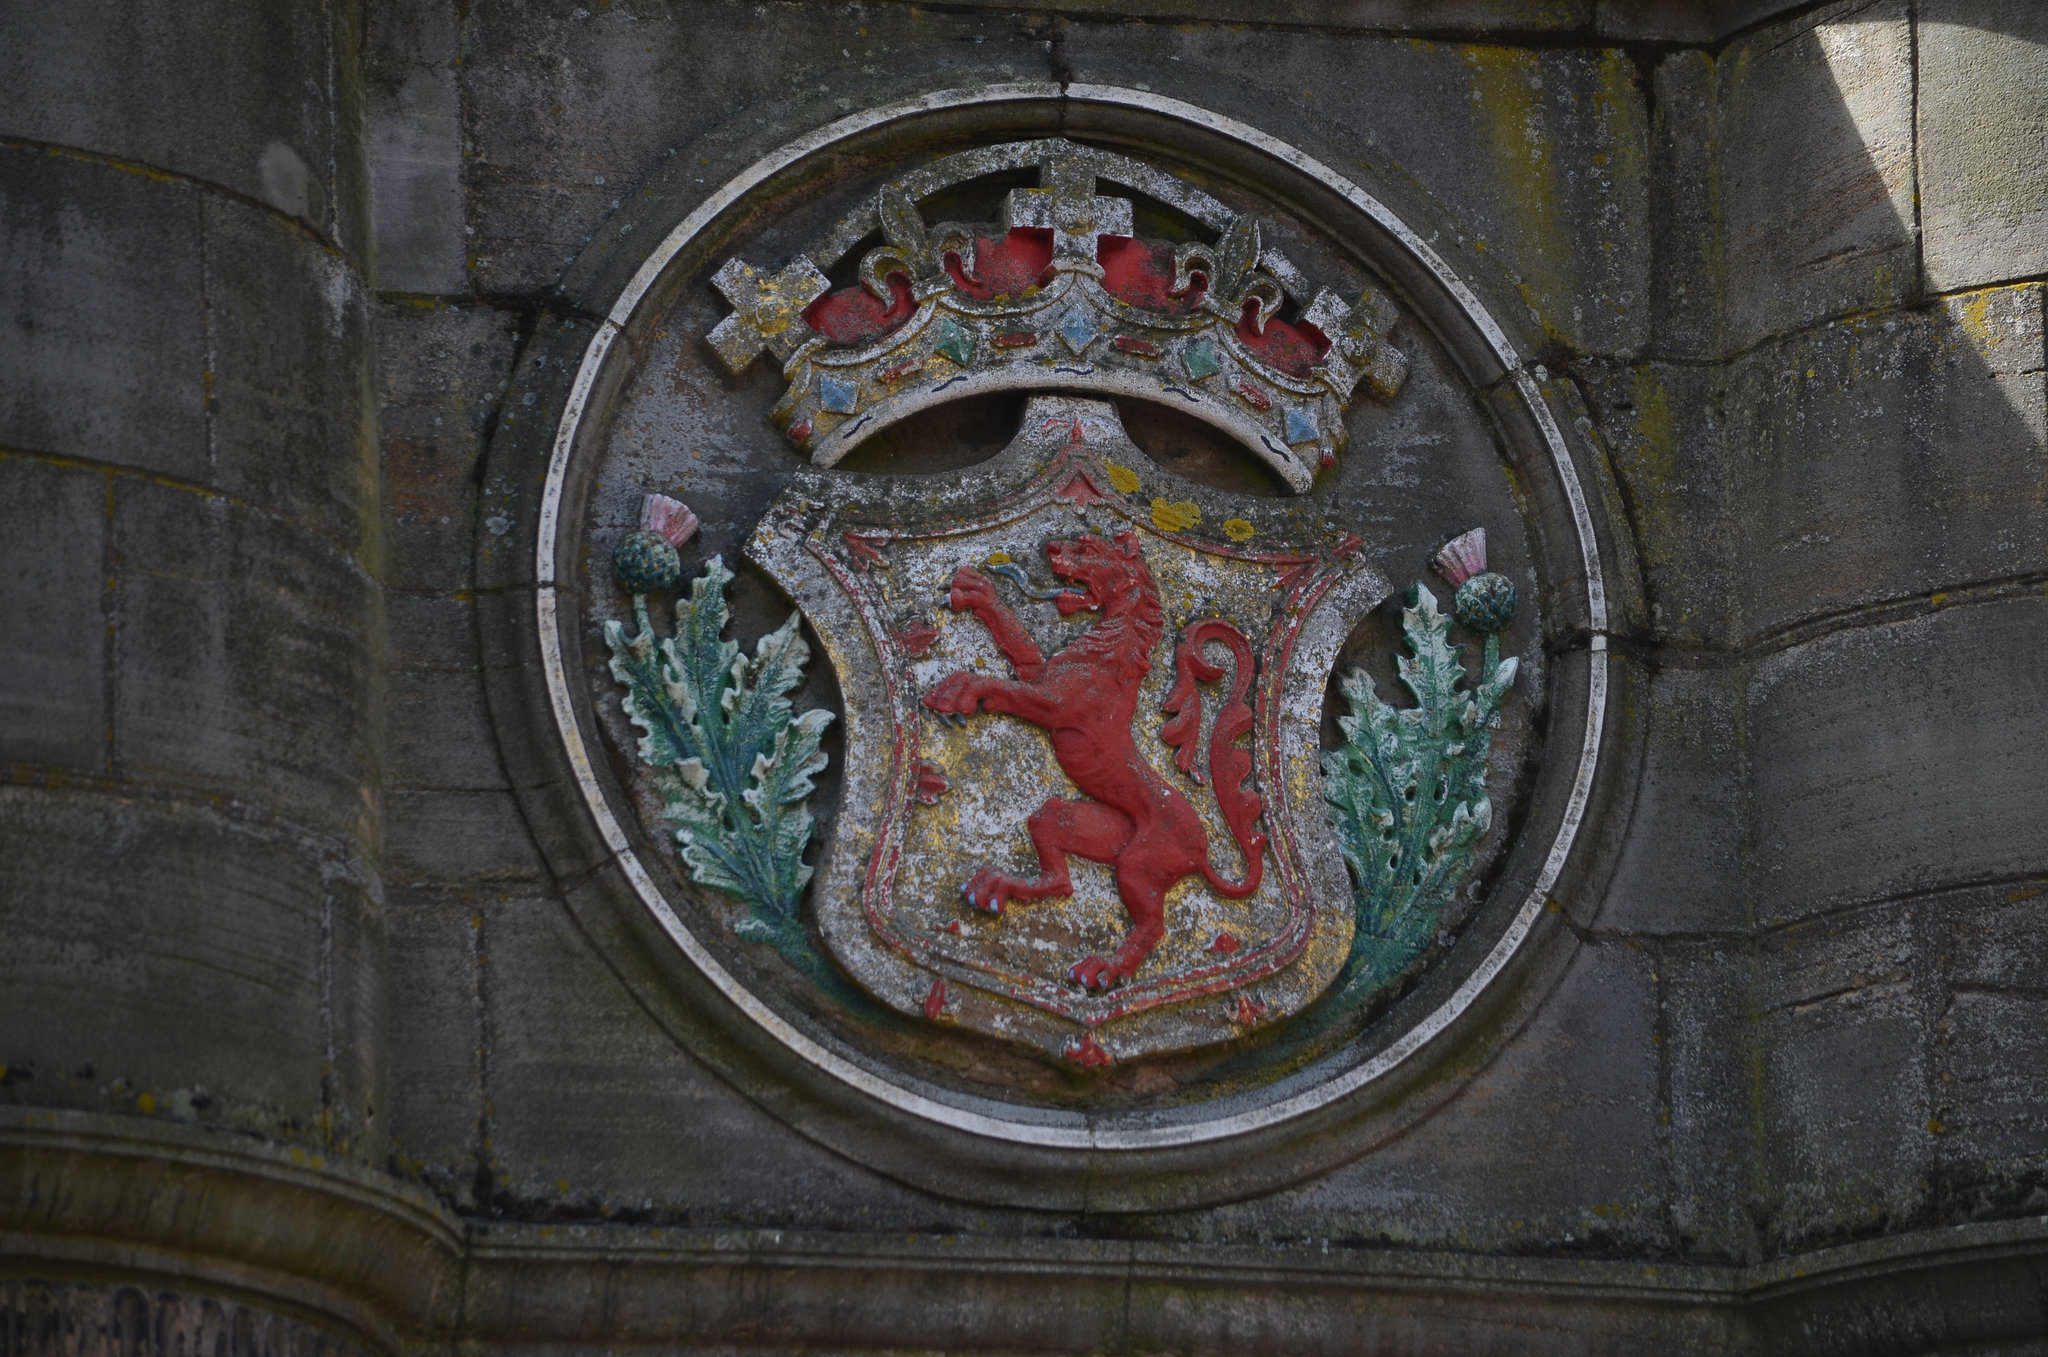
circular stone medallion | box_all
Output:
[503,87,1629,1206]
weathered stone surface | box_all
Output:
[204,195,379,564]
[390,669,510,794]
[111,480,380,848]
[377,300,520,593]
[1918,3,2048,293]
[0,0,355,246]
[0,148,207,474]
[1060,27,1652,360]
[1714,2,1918,351]
[0,785,342,1141]
[1577,359,1737,647]
[1928,884,2048,1217]
[1600,665,1746,936]
[1724,285,2048,643]
[385,789,545,887]
[365,0,468,295]
[13,0,2048,1345]
[0,456,105,773]
[1646,50,1722,360]
[385,884,484,1206]
[459,4,1048,297]
[1659,941,1760,1260]
[1230,944,1668,1254]
[481,886,962,1229]
[1749,594,2048,925]
[1757,903,1934,1252]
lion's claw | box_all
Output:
[964,867,1050,916]
[1068,954,1134,991]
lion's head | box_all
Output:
[1045,531,1157,622]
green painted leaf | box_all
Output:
[605,557,835,960]
[1322,583,1517,1000]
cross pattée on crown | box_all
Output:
[1002,156,1133,267]
[705,256,830,374]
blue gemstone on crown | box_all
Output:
[1056,307,1100,356]
[1284,405,1320,446]
[818,374,859,414]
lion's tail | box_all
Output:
[1161,619,1266,900]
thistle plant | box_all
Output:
[1322,581,1517,999]
[605,553,833,959]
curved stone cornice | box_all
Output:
[7,1110,2048,1355]
[0,1110,461,1354]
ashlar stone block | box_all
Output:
[1749,594,2048,925]
[111,479,380,850]
[1599,665,1746,937]
[202,196,378,567]
[0,0,346,239]
[0,786,336,1140]
[481,885,952,1228]
[384,884,484,1205]
[1928,885,2048,1216]
[1725,286,2048,642]
[1758,903,1934,1252]
[1918,2,2048,293]
[366,0,469,295]
[0,456,106,772]
[1228,944,1670,1254]
[1715,1,1918,351]
[0,148,207,476]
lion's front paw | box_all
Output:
[922,672,981,721]
[947,566,998,615]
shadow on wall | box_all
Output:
[1603,0,2048,1261]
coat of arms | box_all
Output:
[745,400,1385,1060]
[598,142,1524,1068]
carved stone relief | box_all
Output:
[497,88,1622,1202]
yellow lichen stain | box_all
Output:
[1929,591,1949,607]
[1103,462,1141,494]
[2005,885,2041,903]
[1151,499,1200,532]
[1461,44,1569,343]
[985,550,1011,565]
[1222,518,1255,543]
[136,1092,156,1113]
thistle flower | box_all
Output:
[613,493,699,594]
[1432,527,1519,634]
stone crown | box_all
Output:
[704,144,1408,492]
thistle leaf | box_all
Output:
[1322,581,1517,1000]
[603,558,835,959]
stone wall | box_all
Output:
[2,1,2045,1352]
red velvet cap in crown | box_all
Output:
[703,141,1408,492]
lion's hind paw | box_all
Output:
[1068,954,1134,991]
[961,872,1014,916]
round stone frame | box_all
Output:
[491,82,1638,1210]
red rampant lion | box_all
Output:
[921,530,1268,990]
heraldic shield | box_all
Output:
[748,397,1389,1062]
